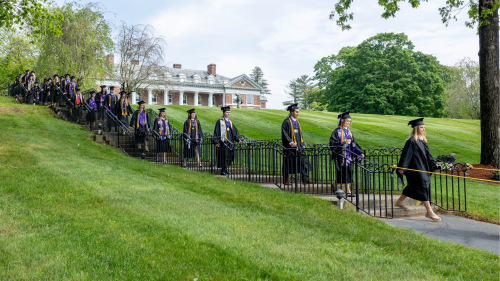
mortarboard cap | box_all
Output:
[76,87,80,91]
[65,74,70,77]
[100,85,106,89]
[109,86,115,90]
[70,76,75,80]
[408,118,424,128]
[187,108,195,114]
[221,106,230,112]
[158,108,166,113]
[286,103,299,112]
[337,111,351,119]
[25,70,30,72]
[53,74,59,78]
[119,91,127,96]
[138,100,145,105]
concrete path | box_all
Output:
[384,215,500,255]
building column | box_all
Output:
[148,89,152,105]
[131,92,137,104]
[164,91,168,105]
[208,92,213,107]
[222,93,226,107]
[179,91,184,105]
[194,91,199,106]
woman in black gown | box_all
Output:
[329,111,364,197]
[115,92,133,135]
[129,101,151,151]
[395,118,441,221]
[153,108,173,163]
[183,109,203,168]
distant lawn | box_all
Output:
[0,97,498,279]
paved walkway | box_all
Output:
[384,215,499,255]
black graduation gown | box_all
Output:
[183,119,203,158]
[114,100,133,125]
[86,97,98,122]
[397,138,437,201]
[104,94,118,129]
[153,118,173,153]
[51,81,60,103]
[214,118,241,169]
[281,116,311,175]
[95,91,107,119]
[72,94,84,117]
[329,126,364,183]
[130,110,151,141]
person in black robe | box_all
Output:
[214,106,241,175]
[50,75,61,106]
[65,76,77,118]
[31,81,42,104]
[130,100,151,151]
[183,109,204,168]
[22,70,30,88]
[60,74,71,106]
[281,103,312,185]
[329,111,365,197]
[43,78,51,106]
[96,85,107,121]
[72,87,84,123]
[14,75,22,99]
[395,118,441,221]
[104,86,118,132]
[115,91,133,135]
[86,90,98,127]
[153,108,173,163]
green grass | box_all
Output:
[0,97,498,280]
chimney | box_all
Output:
[132,60,139,65]
[173,64,182,69]
[107,54,114,65]
[207,64,216,76]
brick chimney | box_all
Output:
[107,54,114,65]
[207,64,216,76]
[173,64,182,69]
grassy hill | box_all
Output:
[0,97,498,280]
[144,105,481,164]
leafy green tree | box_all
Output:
[329,0,499,169]
[316,33,445,117]
[249,66,271,95]
[283,75,315,109]
[0,0,61,37]
[444,57,480,119]
[35,2,113,90]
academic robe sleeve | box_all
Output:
[352,136,363,155]
[129,111,137,128]
[183,120,190,138]
[127,104,133,116]
[153,118,159,132]
[213,119,221,143]
[232,123,241,142]
[198,121,204,139]
[281,120,293,148]
[146,114,151,130]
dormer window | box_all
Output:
[178,73,186,83]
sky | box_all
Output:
[55,0,479,109]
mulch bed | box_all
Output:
[465,164,499,183]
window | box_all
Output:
[183,94,187,104]
[240,80,245,86]
[232,94,238,104]
[135,92,141,103]
[198,94,202,105]
[152,93,157,103]
[168,94,172,104]
[247,94,253,105]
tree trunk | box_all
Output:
[479,0,500,168]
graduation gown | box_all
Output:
[72,94,84,117]
[329,126,363,183]
[130,110,151,141]
[397,138,437,201]
[96,92,107,110]
[51,81,60,102]
[86,97,98,122]
[214,118,241,169]
[114,100,133,125]
[183,119,203,158]
[281,116,311,175]
[104,94,118,129]
[153,118,173,153]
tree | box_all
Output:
[115,23,168,96]
[0,0,61,37]
[283,75,316,109]
[249,66,271,95]
[315,33,445,117]
[444,57,480,119]
[329,0,499,167]
[35,2,113,90]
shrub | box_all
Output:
[490,171,499,181]
[436,154,456,163]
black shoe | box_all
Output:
[346,193,356,198]
[220,171,226,175]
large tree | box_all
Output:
[283,75,315,109]
[115,23,168,96]
[330,0,499,167]
[249,66,271,95]
[315,33,446,117]
[0,0,60,36]
[444,57,480,119]
[35,2,113,90]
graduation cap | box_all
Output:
[138,100,146,105]
[187,108,195,114]
[221,106,230,112]
[65,74,70,77]
[90,90,97,94]
[30,71,35,74]
[100,85,107,89]
[119,91,127,96]
[337,110,351,126]
[25,70,30,72]
[53,74,59,78]
[34,81,39,84]
[408,118,424,128]
[109,86,115,90]
[286,103,299,112]
[76,87,80,91]
[70,76,75,80]
[158,108,166,113]
[43,78,47,81]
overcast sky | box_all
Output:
[55,0,479,109]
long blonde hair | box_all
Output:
[409,125,427,143]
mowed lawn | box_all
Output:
[147,104,499,223]
[0,97,498,280]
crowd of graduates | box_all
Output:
[8,72,442,220]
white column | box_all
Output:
[208,92,213,107]
[147,89,152,105]
[194,91,199,106]
[131,92,137,104]
[164,91,168,105]
[179,91,183,105]
[222,93,226,107]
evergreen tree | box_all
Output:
[249,66,271,95]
